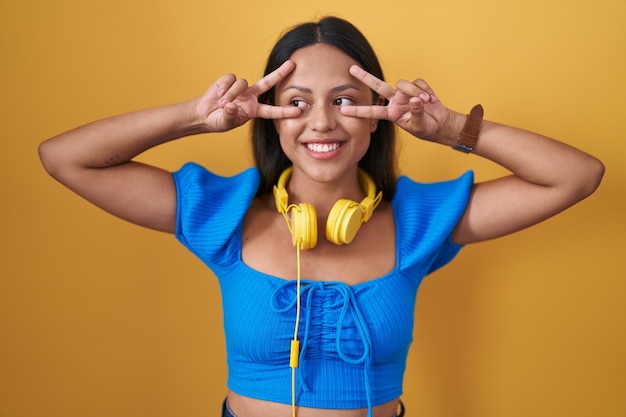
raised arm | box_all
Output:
[447,119,604,244]
[343,65,605,244]
[39,100,199,233]
[39,61,300,233]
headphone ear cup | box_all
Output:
[326,199,363,245]
[291,203,317,250]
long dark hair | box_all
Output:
[251,16,397,198]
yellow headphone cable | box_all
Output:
[290,241,302,417]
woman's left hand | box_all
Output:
[342,65,461,143]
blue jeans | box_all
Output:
[221,400,405,417]
[222,400,236,417]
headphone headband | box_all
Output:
[274,167,380,212]
[274,166,293,214]
[272,166,382,247]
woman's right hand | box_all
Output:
[38,60,302,234]
[194,60,302,132]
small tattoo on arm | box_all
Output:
[104,154,122,166]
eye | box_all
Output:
[289,99,310,109]
[333,97,355,107]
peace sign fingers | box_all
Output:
[252,60,302,119]
[349,65,396,100]
[249,60,296,97]
[340,65,409,122]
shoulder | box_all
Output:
[393,171,474,208]
[173,162,260,195]
[392,170,474,220]
[392,171,475,274]
[173,163,260,215]
[172,164,261,260]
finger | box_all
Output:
[213,73,237,98]
[219,78,249,107]
[213,102,240,132]
[396,79,422,97]
[413,78,436,95]
[339,104,389,120]
[397,79,439,104]
[349,65,396,99]
[256,103,301,120]
[250,60,296,96]
[223,102,239,118]
[409,96,426,119]
[412,79,439,103]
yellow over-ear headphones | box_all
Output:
[273,166,382,250]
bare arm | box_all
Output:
[39,101,202,233]
[445,118,604,244]
[39,61,300,233]
[344,66,605,244]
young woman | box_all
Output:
[38,16,604,417]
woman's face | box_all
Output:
[273,43,377,185]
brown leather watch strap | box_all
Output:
[454,104,484,153]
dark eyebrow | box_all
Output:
[282,84,363,94]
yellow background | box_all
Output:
[1,0,624,416]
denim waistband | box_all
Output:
[222,399,236,417]
[222,399,405,417]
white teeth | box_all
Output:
[307,143,340,153]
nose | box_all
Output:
[307,104,336,132]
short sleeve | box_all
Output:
[393,171,474,277]
[172,163,260,267]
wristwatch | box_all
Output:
[454,104,484,153]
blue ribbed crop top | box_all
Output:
[173,163,473,413]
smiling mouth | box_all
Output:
[306,142,342,153]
